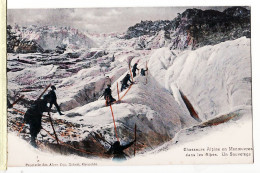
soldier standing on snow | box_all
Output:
[105,140,136,161]
[111,54,115,62]
[45,85,64,115]
[104,84,116,105]
[132,62,139,78]
[105,76,112,87]
[121,74,133,91]
[24,97,49,147]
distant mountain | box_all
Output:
[7,25,97,53]
[124,7,250,50]
[7,25,44,53]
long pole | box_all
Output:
[129,64,134,82]
[37,83,51,100]
[117,82,120,100]
[48,112,59,145]
[10,95,24,107]
[109,104,119,141]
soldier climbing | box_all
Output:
[121,74,133,91]
[44,85,64,115]
[140,67,148,76]
[132,62,139,78]
[24,96,50,147]
[104,84,116,106]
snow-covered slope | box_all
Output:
[7,34,252,161]
[149,37,251,121]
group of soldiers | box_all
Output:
[104,62,148,105]
[102,61,148,160]
[10,61,148,161]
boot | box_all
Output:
[30,137,38,148]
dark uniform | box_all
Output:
[24,98,49,147]
[7,99,12,108]
[106,140,135,161]
[104,85,116,105]
[45,86,64,115]
[132,63,139,78]
[140,68,148,76]
[121,74,133,91]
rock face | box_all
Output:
[7,25,97,53]
[124,7,250,50]
[7,25,44,53]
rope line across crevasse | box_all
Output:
[10,61,149,157]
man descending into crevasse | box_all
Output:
[105,140,135,161]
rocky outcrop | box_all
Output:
[7,25,44,53]
[7,25,97,53]
[124,7,250,50]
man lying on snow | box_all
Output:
[24,96,49,148]
[104,84,116,105]
[105,140,135,161]
[121,74,133,91]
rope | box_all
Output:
[119,84,133,101]
[109,104,119,141]
[18,123,25,135]
[129,64,134,82]
[12,108,25,115]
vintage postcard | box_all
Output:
[4,5,253,168]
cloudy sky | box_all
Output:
[7,7,233,34]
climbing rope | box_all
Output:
[109,104,119,141]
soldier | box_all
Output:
[105,76,112,87]
[121,74,133,91]
[132,62,139,78]
[45,85,64,115]
[24,97,49,147]
[140,68,148,76]
[105,140,135,161]
[103,84,116,105]
[111,54,115,62]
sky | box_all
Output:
[7,7,235,34]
